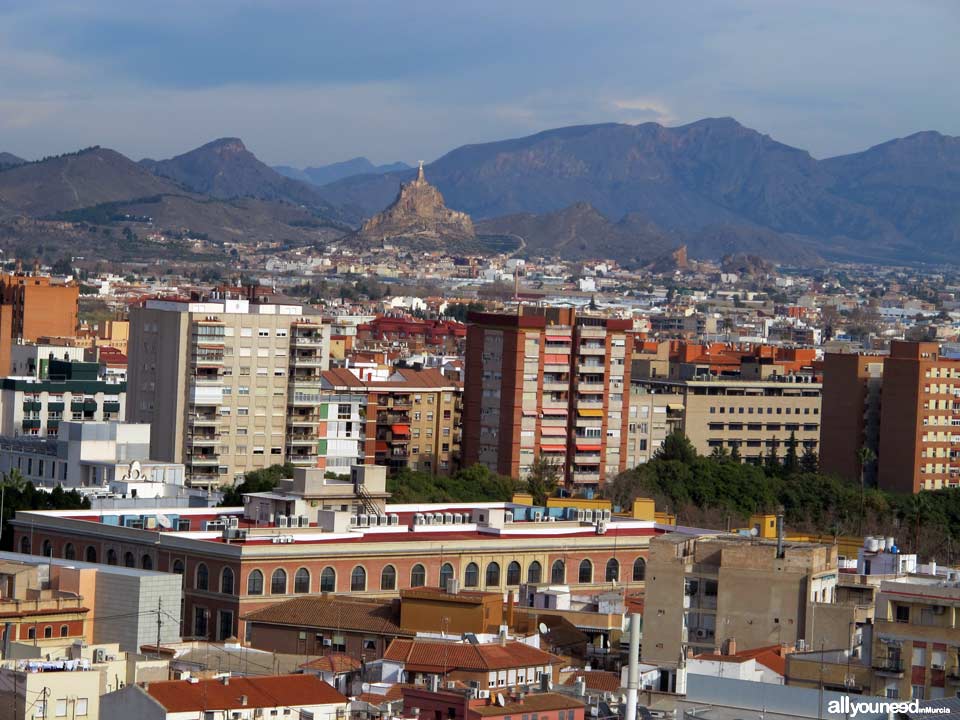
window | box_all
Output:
[76,699,88,716]
[578,559,593,584]
[195,563,209,590]
[464,562,480,587]
[106,549,117,565]
[551,560,566,584]
[247,569,264,595]
[85,546,97,563]
[633,557,646,582]
[124,551,135,568]
[895,605,910,623]
[221,567,235,595]
[410,564,426,588]
[44,626,53,638]
[320,567,336,593]
[60,625,69,637]
[507,561,522,586]
[351,566,367,592]
[381,565,397,591]
[43,539,53,557]
[486,562,501,587]
[142,554,153,570]
[295,568,310,593]
[606,558,620,582]
[27,627,35,640]
[271,568,287,595]
[64,543,75,560]
[439,563,454,589]
[527,561,543,584]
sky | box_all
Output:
[0,0,957,167]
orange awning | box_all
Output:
[577,409,604,417]
[576,443,602,452]
[543,408,568,416]
[540,426,567,436]
[375,441,388,453]
[540,444,566,452]
[391,424,410,435]
[545,335,571,342]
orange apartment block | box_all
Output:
[0,272,79,373]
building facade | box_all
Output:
[320,367,462,475]
[820,352,884,484]
[463,308,636,489]
[126,293,330,488]
[0,269,79,374]
[0,360,125,439]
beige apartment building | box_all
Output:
[870,577,960,702]
[642,532,840,673]
[126,292,329,488]
[631,375,822,460]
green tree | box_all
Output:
[526,456,561,506]
[219,463,294,506]
[655,431,698,464]
[800,446,819,474]
[764,445,780,475]
[783,433,800,476]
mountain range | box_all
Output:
[273,157,410,187]
[317,118,960,263]
[1,118,959,265]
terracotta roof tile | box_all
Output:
[384,639,561,672]
[563,671,621,692]
[300,653,362,674]
[471,692,585,717]
[242,596,405,636]
[145,674,347,712]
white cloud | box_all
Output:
[610,98,674,125]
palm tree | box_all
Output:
[856,446,876,535]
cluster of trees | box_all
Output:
[219,463,295,506]
[607,431,959,562]
[0,470,90,550]
[387,465,519,503]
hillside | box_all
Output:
[141,138,346,223]
[0,147,185,217]
[0,153,24,170]
[318,118,960,262]
[275,157,410,187]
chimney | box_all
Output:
[240,695,248,706]
[506,590,515,628]
[775,509,785,559]
[143,682,149,691]
[221,676,230,686]
[725,637,737,656]
[498,625,508,646]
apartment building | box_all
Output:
[126,292,329,488]
[463,307,636,489]
[320,367,462,475]
[820,352,885,483]
[0,359,125,438]
[642,533,839,670]
[0,268,80,374]
[870,577,960,701]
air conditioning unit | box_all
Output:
[277,515,289,528]
[229,516,239,528]
[350,515,358,527]
[533,512,542,522]
[477,690,490,699]
[584,510,594,522]
[695,629,707,638]
[577,510,586,522]
[93,649,106,663]
[389,514,400,526]
[298,516,310,527]
[414,513,425,525]
[504,512,514,523]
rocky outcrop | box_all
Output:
[358,162,475,244]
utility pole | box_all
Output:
[155,597,162,660]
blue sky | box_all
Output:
[0,1,956,166]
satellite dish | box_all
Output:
[496,693,506,707]
[538,623,549,635]
[361,683,370,693]
[750,527,759,537]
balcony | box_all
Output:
[186,454,220,467]
[576,382,606,393]
[289,392,322,405]
[189,414,221,426]
[291,335,324,347]
[578,345,607,355]
[288,455,318,466]
[288,413,320,425]
[187,432,221,445]
[287,434,318,446]
[543,382,569,393]
[187,472,220,487]
[577,363,606,374]
[871,659,904,677]
[574,454,602,465]
[191,353,225,366]
[571,471,601,484]
[290,355,326,368]
[576,400,605,410]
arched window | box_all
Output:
[632,557,646,582]
[381,565,397,591]
[294,568,310,594]
[351,566,367,592]
[320,567,336,593]
[19,537,30,554]
[42,540,53,557]
[106,549,117,565]
[578,559,593,584]
[59,625,69,638]
[464,562,479,587]
[142,554,153,570]
[439,563,454,589]
[44,626,53,639]
[506,561,522,586]
[606,558,620,582]
[485,562,501,588]
[27,628,35,640]
[410,564,426,588]
[271,568,287,595]
[527,561,543,584]
[124,551,135,568]
[551,559,565,584]
[173,559,184,575]
[221,567,235,595]
[196,563,209,591]
[85,546,97,563]
[247,570,264,595]
[64,543,76,561]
